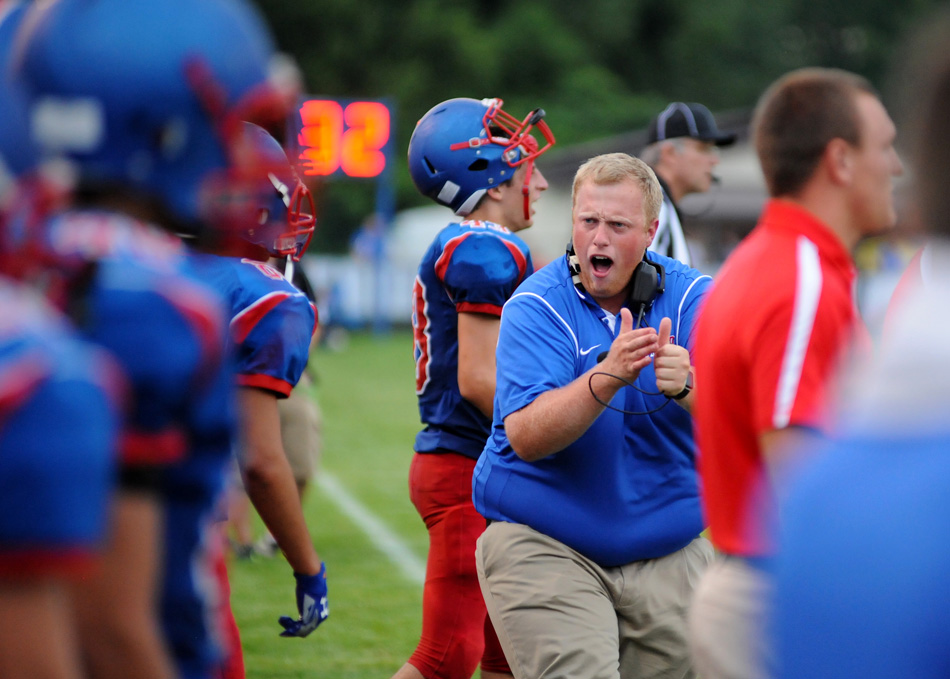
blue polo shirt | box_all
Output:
[472,253,709,566]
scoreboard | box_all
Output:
[294,98,394,179]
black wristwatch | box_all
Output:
[672,371,693,401]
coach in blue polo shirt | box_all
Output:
[473,152,713,679]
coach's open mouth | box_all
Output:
[591,255,612,275]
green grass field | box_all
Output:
[230,329,430,678]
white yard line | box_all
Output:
[317,472,426,585]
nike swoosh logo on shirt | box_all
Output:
[579,344,601,356]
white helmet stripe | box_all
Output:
[455,188,485,216]
[268,172,292,207]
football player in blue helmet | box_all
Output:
[0,6,122,679]
[396,98,553,679]
[186,121,328,663]
[218,119,324,595]
[408,97,554,222]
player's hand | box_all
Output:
[653,317,690,397]
[278,562,329,638]
[602,307,657,381]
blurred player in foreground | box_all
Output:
[774,11,950,678]
[5,2,215,677]
[0,82,121,673]
[690,67,903,679]
[394,97,553,679]
[7,0,321,677]
[0,8,118,679]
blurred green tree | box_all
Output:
[254,0,941,253]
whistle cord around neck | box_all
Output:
[588,371,672,416]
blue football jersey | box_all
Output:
[37,210,237,678]
[411,220,533,459]
[40,210,233,467]
[0,279,120,579]
[190,255,316,397]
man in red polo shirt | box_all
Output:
[689,68,903,679]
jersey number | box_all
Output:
[241,259,285,281]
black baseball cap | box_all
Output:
[647,102,736,146]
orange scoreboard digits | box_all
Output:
[298,99,344,176]
[297,98,392,178]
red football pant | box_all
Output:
[407,452,510,679]
[212,532,245,679]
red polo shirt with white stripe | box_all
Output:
[694,199,868,557]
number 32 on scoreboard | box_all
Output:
[297,99,391,178]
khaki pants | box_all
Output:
[476,521,712,679]
[687,556,774,679]
[278,372,321,484]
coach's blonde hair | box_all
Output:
[571,153,663,226]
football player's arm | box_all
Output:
[70,491,177,679]
[457,312,500,418]
[0,581,83,679]
[237,386,322,577]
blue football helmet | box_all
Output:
[408,98,555,216]
[236,122,315,261]
[0,1,38,186]
[13,0,290,237]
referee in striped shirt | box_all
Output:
[640,102,735,267]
